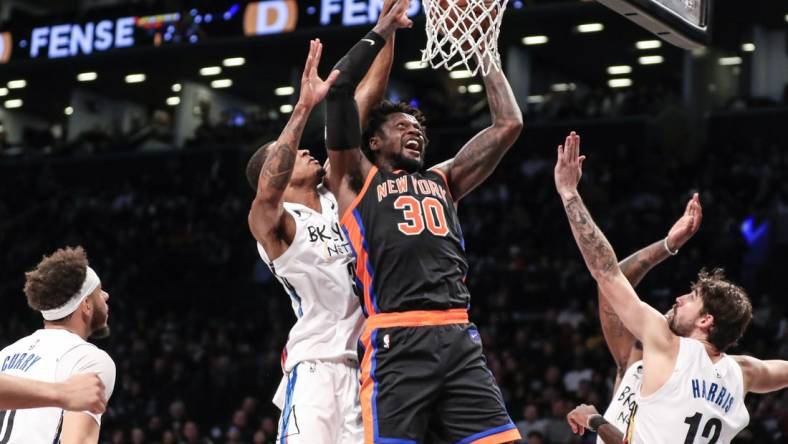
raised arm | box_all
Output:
[248,40,337,258]
[554,132,679,361]
[324,0,411,213]
[356,0,397,129]
[0,373,105,413]
[431,66,523,201]
[601,194,702,379]
[733,355,788,394]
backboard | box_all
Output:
[596,0,711,49]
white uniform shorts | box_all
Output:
[273,359,362,444]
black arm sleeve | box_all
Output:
[325,31,386,150]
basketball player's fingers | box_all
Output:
[314,39,324,67]
[325,69,340,87]
[557,145,564,164]
[574,132,581,159]
[570,131,579,161]
[579,155,586,170]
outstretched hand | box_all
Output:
[298,39,340,109]
[554,131,586,199]
[666,193,702,252]
[374,0,413,35]
[566,404,600,435]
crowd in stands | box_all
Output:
[1,109,786,444]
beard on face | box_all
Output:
[668,312,693,337]
[90,306,110,339]
[393,150,424,173]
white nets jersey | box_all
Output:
[0,329,116,444]
[625,338,749,444]
[598,360,642,444]
[257,187,364,372]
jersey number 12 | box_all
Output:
[683,412,721,444]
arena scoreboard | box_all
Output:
[595,0,711,49]
[0,0,423,64]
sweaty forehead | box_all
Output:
[386,112,419,126]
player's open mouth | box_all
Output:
[404,139,422,156]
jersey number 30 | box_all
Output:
[394,196,448,236]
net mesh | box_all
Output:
[421,0,508,76]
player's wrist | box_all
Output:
[586,414,608,432]
[663,237,679,256]
[47,382,66,408]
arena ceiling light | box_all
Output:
[404,60,427,70]
[200,66,222,76]
[467,84,483,93]
[280,104,294,114]
[576,23,604,33]
[211,79,232,89]
[526,95,545,104]
[222,57,245,67]
[77,72,98,82]
[718,57,743,66]
[636,40,662,50]
[7,79,26,89]
[274,86,295,96]
[522,35,549,45]
[607,65,632,75]
[166,96,180,106]
[550,83,576,92]
[449,69,473,79]
[172,83,182,92]
[608,78,633,88]
[4,99,23,108]
[0,88,7,97]
[638,55,664,65]
[458,85,467,94]
[741,43,755,52]
[64,106,74,116]
[125,74,146,83]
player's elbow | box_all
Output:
[327,76,355,102]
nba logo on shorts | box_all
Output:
[468,328,481,343]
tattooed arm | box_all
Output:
[431,66,523,201]
[248,40,337,260]
[602,194,702,382]
[554,132,679,362]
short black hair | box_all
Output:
[361,100,427,161]
[245,141,276,191]
[24,246,89,317]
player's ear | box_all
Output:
[698,313,714,330]
[369,136,382,154]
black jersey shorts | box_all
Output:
[359,309,520,444]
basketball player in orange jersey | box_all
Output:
[556,131,788,443]
[321,0,524,441]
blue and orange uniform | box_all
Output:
[342,166,521,444]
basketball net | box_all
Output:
[420,0,508,76]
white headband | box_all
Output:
[41,266,101,321]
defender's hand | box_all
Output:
[554,131,585,199]
[666,193,702,252]
[566,403,600,435]
[297,39,339,109]
[55,373,106,414]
